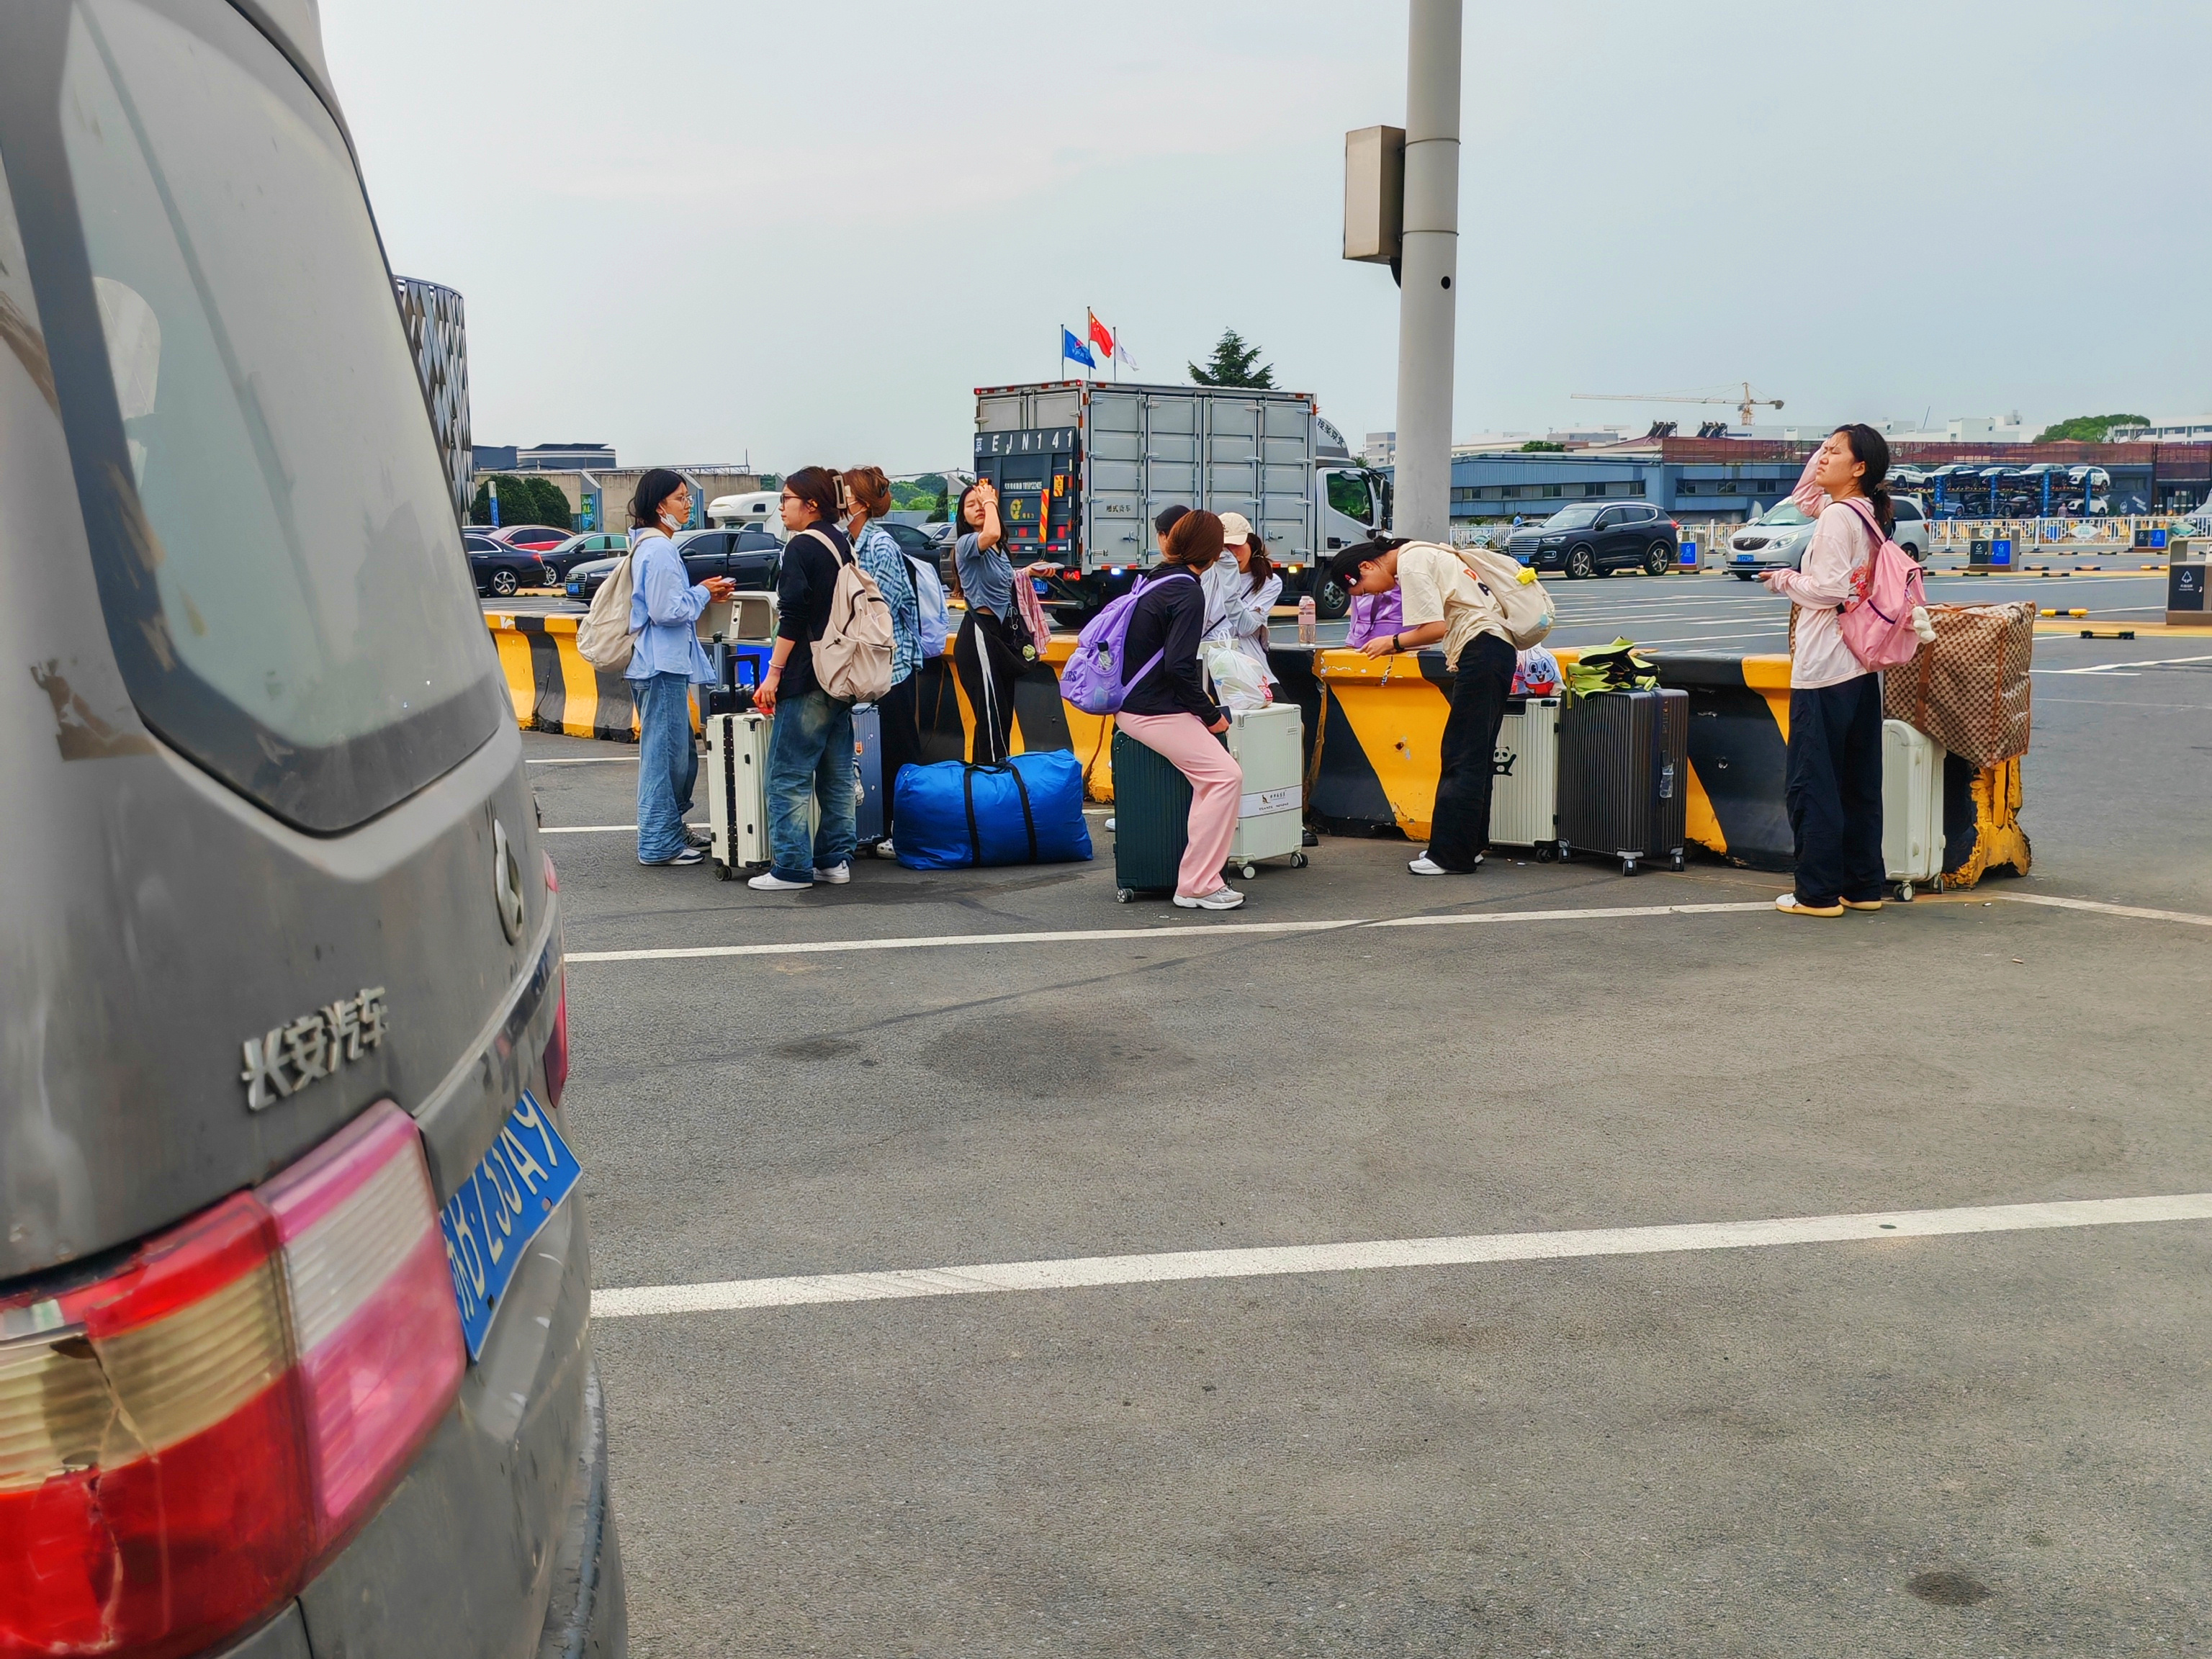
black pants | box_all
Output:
[1430,633,1518,871]
[875,671,922,841]
[1786,672,1885,906]
[953,608,1023,763]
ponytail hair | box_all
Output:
[1244,530,1274,595]
[1836,423,1893,531]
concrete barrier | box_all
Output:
[485,617,2030,887]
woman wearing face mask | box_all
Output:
[626,468,737,866]
[842,466,921,853]
[951,480,1056,763]
[1761,424,1892,917]
[1200,511,1282,694]
[1115,509,1246,911]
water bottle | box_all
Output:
[1296,592,1318,646]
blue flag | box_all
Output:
[1061,326,1096,369]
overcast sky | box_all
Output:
[322,0,2212,472]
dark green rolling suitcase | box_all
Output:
[1110,729,1190,902]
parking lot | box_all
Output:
[532,573,2210,1657]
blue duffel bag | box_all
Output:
[893,752,1094,870]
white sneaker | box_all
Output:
[642,845,705,867]
[1103,817,1116,833]
[812,863,851,884]
[747,871,812,891]
[1173,886,1246,911]
[1409,854,1476,876]
[876,839,894,860]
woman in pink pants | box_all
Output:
[1114,510,1246,910]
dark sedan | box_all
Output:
[565,527,783,606]
[536,530,629,580]
[463,531,550,597]
[1506,501,1680,578]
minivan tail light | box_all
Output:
[0,1104,462,1659]
[542,986,570,1110]
[259,1102,462,1563]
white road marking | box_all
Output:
[591,1191,2212,1319]
[527,755,638,765]
[1998,894,2212,928]
[541,823,702,835]
[564,891,2211,965]
[2039,654,2212,678]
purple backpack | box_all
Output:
[1057,570,1195,715]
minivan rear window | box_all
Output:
[0,0,505,832]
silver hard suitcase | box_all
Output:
[706,711,773,876]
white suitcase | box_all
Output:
[1882,718,1945,900]
[1489,696,1561,856]
[1223,702,1308,878]
[706,711,773,877]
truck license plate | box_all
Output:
[439,1092,581,1359]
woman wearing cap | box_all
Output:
[1200,511,1282,695]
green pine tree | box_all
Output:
[1189,328,1275,389]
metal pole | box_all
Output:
[1393,0,1461,541]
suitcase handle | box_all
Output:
[960,761,1040,866]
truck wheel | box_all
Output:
[1312,574,1350,621]
[1566,546,1596,579]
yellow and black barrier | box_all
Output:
[485,617,2029,887]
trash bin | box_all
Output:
[1990,537,2013,569]
[1676,539,1702,571]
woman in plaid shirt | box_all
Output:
[842,467,922,853]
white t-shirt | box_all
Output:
[1396,544,1506,669]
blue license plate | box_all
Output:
[439,1092,581,1359]
[1733,552,1755,563]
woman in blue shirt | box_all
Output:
[626,469,735,866]
[842,466,920,852]
[950,481,1056,763]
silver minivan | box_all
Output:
[0,4,621,1655]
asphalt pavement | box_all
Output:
[532,571,2212,1657]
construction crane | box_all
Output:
[1571,382,1784,428]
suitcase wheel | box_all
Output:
[1556,841,1572,863]
[1290,851,1309,869]
[1237,863,1258,881]
[1668,851,1686,873]
[1620,856,1640,876]
[1535,844,1557,863]
[1896,881,1915,902]
[714,860,732,881]
[1115,887,1136,904]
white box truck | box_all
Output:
[971,380,1389,620]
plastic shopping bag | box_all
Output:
[1199,639,1272,712]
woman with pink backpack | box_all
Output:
[1760,423,1905,917]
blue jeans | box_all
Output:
[765,688,856,882]
[634,671,698,863]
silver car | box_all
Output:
[1726,493,1930,579]
[0,4,622,1655]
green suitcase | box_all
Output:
[1110,729,1190,901]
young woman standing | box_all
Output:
[1761,424,1891,916]
[751,467,859,891]
[625,469,735,866]
[842,466,921,852]
[1115,510,1246,911]
[951,480,1056,762]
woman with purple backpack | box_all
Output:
[1761,424,1894,917]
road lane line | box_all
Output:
[527,756,639,765]
[590,1192,2212,1318]
[541,823,703,835]
[1997,894,2212,928]
[565,902,1776,963]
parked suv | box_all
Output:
[0,6,623,1657]
[1508,501,1681,577]
[1726,493,1930,579]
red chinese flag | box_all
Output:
[1088,310,1115,361]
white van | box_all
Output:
[709,490,783,535]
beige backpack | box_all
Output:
[1447,540,1556,649]
[802,529,895,703]
[575,530,642,671]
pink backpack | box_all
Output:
[1837,498,1926,671]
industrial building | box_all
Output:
[472,441,618,473]
[1441,436,2211,525]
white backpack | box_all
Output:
[803,529,896,702]
[575,531,641,672]
[1448,540,1556,649]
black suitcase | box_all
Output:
[1556,688,1689,875]
[701,643,765,717]
[852,703,886,845]
[1110,729,1191,900]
